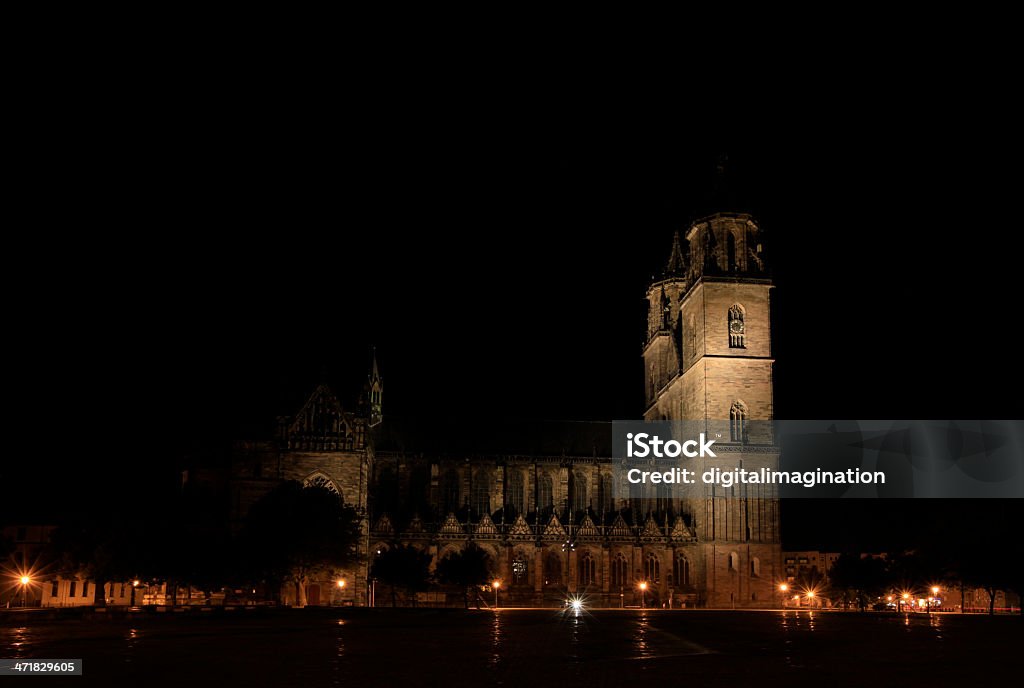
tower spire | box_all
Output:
[366,346,383,427]
[665,230,687,276]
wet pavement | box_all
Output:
[1,608,1019,687]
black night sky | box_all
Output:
[4,117,1020,550]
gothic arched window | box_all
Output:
[598,474,613,515]
[304,472,342,501]
[443,469,460,514]
[674,555,691,587]
[512,554,529,585]
[472,469,491,517]
[644,553,661,584]
[729,304,745,348]
[611,553,629,589]
[507,470,525,517]
[538,474,553,515]
[730,401,748,443]
[751,556,761,578]
[544,551,562,586]
[729,551,740,571]
[572,472,588,513]
[578,551,596,586]
[687,314,697,360]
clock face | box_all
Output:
[730,319,744,334]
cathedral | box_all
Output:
[230,211,782,608]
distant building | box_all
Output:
[783,551,842,585]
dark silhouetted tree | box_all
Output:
[436,542,493,608]
[370,544,433,607]
[47,520,138,607]
[239,481,361,606]
[830,554,888,611]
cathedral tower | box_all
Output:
[643,211,781,607]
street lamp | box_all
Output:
[493,580,501,609]
[900,592,910,613]
[131,580,140,606]
[806,590,815,608]
[19,575,30,607]
[639,581,648,609]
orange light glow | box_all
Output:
[931,586,940,595]
[493,580,501,589]
[779,583,788,592]
[133,580,140,587]
[337,580,346,588]
[20,576,30,585]
[639,582,648,591]
[902,592,910,600]
[806,591,815,598]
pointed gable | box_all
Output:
[508,513,533,540]
[608,513,632,538]
[542,513,567,540]
[439,512,464,536]
[372,513,394,535]
[288,383,356,451]
[670,515,695,542]
[577,513,600,538]
[640,515,664,542]
[475,513,498,537]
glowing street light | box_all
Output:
[898,591,910,613]
[638,581,648,609]
[337,580,346,589]
[19,575,30,608]
[779,583,788,592]
[492,580,501,609]
[931,586,940,596]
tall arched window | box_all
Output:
[611,553,629,589]
[688,314,697,359]
[656,480,671,517]
[507,470,525,517]
[674,555,691,587]
[729,551,740,571]
[537,474,553,515]
[443,469,460,514]
[751,557,761,578]
[472,469,491,517]
[578,552,596,586]
[644,553,661,584]
[512,554,529,585]
[728,304,745,348]
[730,401,748,443]
[572,472,588,513]
[544,551,562,586]
[598,474,613,515]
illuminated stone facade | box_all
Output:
[367,212,782,608]
[230,212,781,607]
